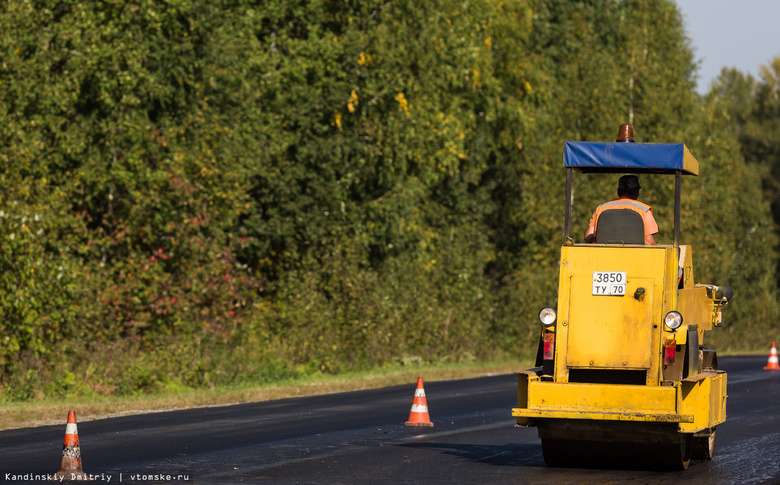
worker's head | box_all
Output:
[617,175,641,198]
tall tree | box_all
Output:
[708,58,780,306]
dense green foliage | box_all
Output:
[0,0,777,399]
[707,59,780,287]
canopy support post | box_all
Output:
[565,168,573,243]
[674,170,681,248]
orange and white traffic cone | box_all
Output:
[764,341,780,370]
[51,411,92,481]
[404,377,433,427]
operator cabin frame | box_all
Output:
[562,141,699,247]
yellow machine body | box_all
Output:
[513,243,728,466]
[514,244,727,428]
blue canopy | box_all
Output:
[563,142,699,176]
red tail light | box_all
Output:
[664,338,676,365]
[543,333,555,360]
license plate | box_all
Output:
[592,271,627,296]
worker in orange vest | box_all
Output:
[584,174,659,245]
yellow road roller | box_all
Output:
[513,128,732,470]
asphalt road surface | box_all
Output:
[1,355,778,484]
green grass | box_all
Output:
[3,347,768,431]
[0,361,526,431]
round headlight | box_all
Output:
[664,311,683,330]
[539,307,557,326]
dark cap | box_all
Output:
[616,123,635,142]
[618,175,641,193]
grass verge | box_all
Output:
[0,361,527,431]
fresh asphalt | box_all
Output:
[0,355,778,484]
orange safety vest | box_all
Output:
[584,197,659,242]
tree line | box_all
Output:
[0,0,777,399]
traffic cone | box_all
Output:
[764,341,780,370]
[404,377,433,427]
[51,411,92,481]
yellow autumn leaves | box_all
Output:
[334,88,410,132]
